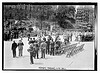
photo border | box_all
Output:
[2,2,98,71]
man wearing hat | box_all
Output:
[11,41,17,58]
[40,38,47,58]
[34,41,39,59]
[27,44,35,64]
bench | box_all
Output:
[66,44,85,58]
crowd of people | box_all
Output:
[27,35,65,64]
[11,30,94,64]
[11,34,64,64]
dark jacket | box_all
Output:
[28,40,35,44]
[28,46,36,57]
[12,42,17,50]
[46,40,50,46]
[56,41,61,47]
[50,42,54,49]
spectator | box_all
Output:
[18,40,24,57]
[27,34,30,41]
[11,41,17,58]
[40,38,47,58]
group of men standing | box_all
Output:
[11,34,66,64]
[27,35,62,64]
[11,40,24,58]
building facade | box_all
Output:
[75,6,95,31]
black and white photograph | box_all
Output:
[2,2,97,71]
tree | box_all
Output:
[55,5,76,29]
[30,5,54,29]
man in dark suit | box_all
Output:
[34,41,39,59]
[11,41,17,58]
[46,39,50,54]
[27,34,30,41]
[50,40,55,56]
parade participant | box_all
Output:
[34,41,39,59]
[46,37,50,54]
[20,35,23,40]
[78,33,81,42]
[11,41,17,58]
[18,40,24,57]
[10,32,13,41]
[72,33,76,42]
[64,39,67,45]
[28,38,35,45]
[70,33,73,41]
[55,38,61,55]
[27,34,30,41]
[79,32,82,42]
[27,44,35,64]
[28,38,32,44]
[38,37,42,47]
[33,38,36,43]
[40,38,47,58]
[67,34,70,43]
[50,39,55,56]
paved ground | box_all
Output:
[4,37,94,70]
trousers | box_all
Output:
[30,53,34,64]
[35,50,39,59]
[19,49,23,56]
[12,50,16,58]
[51,48,54,56]
[41,49,45,58]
